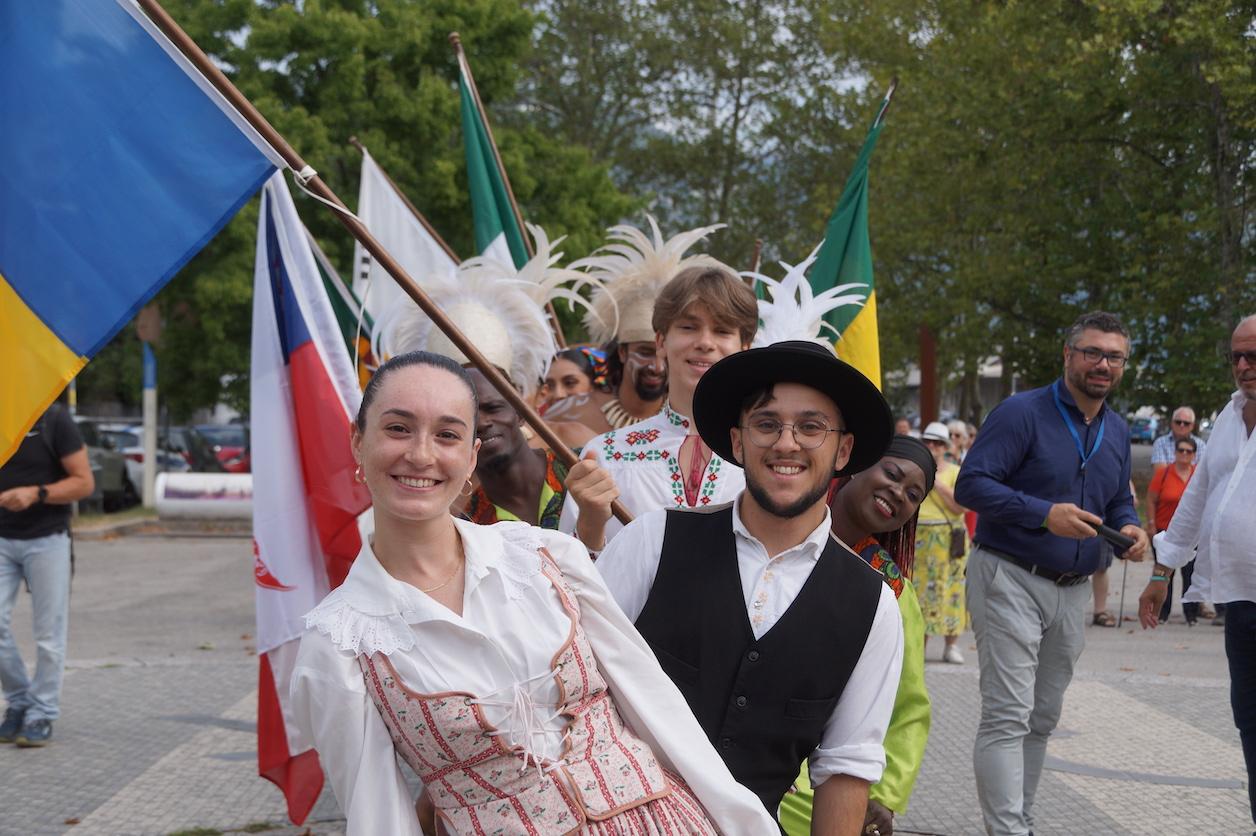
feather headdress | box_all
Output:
[575,215,727,345]
[371,224,589,396]
[744,242,870,351]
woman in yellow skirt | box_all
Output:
[916,422,969,663]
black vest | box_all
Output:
[634,504,882,815]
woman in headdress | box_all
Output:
[290,350,775,835]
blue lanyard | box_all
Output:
[1052,381,1105,471]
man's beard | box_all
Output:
[1067,366,1116,400]
[476,447,514,476]
[745,471,831,520]
[633,373,667,402]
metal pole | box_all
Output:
[136,0,630,526]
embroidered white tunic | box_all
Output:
[559,404,746,543]
[290,517,776,836]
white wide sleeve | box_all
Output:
[1156,419,1218,569]
[541,531,778,836]
[592,509,668,621]
[289,632,421,836]
[810,582,904,786]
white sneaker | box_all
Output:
[943,645,964,664]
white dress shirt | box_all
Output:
[1154,390,1256,604]
[289,517,777,836]
[596,496,904,787]
[559,403,746,543]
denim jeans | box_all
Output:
[0,531,71,722]
[1225,600,1256,826]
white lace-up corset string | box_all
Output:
[467,666,572,777]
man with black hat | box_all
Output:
[596,340,903,833]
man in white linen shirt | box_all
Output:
[1139,314,1256,829]
[597,340,903,834]
[560,263,759,547]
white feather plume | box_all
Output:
[744,241,870,350]
[574,215,728,345]
[370,224,589,396]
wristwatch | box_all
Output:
[36,485,48,504]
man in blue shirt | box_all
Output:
[956,311,1149,836]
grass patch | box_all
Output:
[74,505,157,529]
[167,829,222,836]
[237,824,279,834]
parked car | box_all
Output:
[73,418,137,511]
[100,427,190,488]
[1129,416,1158,444]
[194,424,250,472]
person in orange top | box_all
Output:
[1147,436,1198,623]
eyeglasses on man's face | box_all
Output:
[1172,419,1192,426]
[741,417,845,450]
[1229,350,1256,367]
[1069,345,1128,368]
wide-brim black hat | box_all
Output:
[692,340,893,476]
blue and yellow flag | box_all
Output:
[0,0,280,463]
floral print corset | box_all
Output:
[360,551,672,835]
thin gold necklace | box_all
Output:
[419,552,464,593]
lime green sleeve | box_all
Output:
[778,580,932,833]
[869,578,931,812]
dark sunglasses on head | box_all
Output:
[1229,350,1256,367]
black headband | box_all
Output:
[885,435,938,493]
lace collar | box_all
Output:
[304,517,547,656]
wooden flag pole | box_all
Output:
[137,0,627,524]
[348,137,460,262]
[449,32,566,349]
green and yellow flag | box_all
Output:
[809,87,894,389]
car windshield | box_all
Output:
[102,430,140,449]
[194,425,246,447]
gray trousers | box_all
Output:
[967,545,1087,836]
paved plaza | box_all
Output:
[1,529,1249,835]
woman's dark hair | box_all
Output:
[602,339,624,390]
[552,347,605,390]
[830,475,921,580]
[355,351,478,431]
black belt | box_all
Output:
[976,543,1091,587]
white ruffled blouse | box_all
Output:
[289,517,777,836]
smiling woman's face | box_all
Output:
[352,364,479,524]
[841,455,929,536]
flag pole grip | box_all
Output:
[137,0,630,525]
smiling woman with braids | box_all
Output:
[780,435,937,836]
[289,352,774,836]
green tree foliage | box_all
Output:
[77,0,634,419]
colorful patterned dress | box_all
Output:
[913,463,968,636]
[465,450,569,530]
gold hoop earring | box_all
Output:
[354,464,365,484]
[460,478,474,498]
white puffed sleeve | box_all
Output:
[538,530,778,836]
[289,630,422,836]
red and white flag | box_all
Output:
[250,173,372,823]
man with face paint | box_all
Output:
[597,341,903,833]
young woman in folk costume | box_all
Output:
[289,352,776,836]
[739,248,933,836]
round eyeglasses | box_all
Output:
[741,418,845,449]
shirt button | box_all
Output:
[747,650,760,662]
[753,599,764,609]
[720,737,733,750]
[735,695,748,708]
